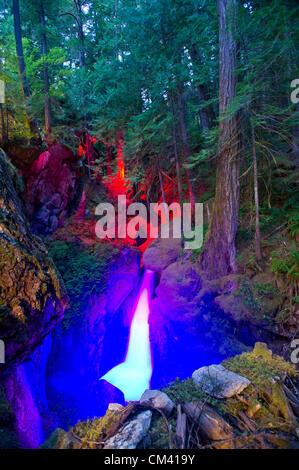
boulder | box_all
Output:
[211,275,283,330]
[192,364,250,398]
[24,143,82,233]
[150,260,202,322]
[104,410,152,449]
[0,150,67,370]
[143,236,182,272]
[140,390,175,416]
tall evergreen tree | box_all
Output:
[201,0,241,278]
[12,0,39,135]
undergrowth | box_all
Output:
[46,239,120,329]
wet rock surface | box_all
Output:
[45,245,141,428]
[143,236,182,272]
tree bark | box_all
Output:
[251,120,262,261]
[189,45,215,130]
[158,169,169,223]
[169,92,184,207]
[74,0,86,67]
[106,143,113,176]
[201,0,241,279]
[13,0,39,136]
[0,103,7,146]
[39,0,51,134]
[196,84,212,131]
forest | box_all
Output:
[0,0,298,453]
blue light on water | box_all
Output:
[101,269,154,401]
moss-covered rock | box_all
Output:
[40,342,298,449]
[148,345,298,449]
[41,404,142,449]
[0,149,68,371]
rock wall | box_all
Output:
[0,149,68,448]
[24,143,82,233]
[45,246,142,428]
[0,149,68,371]
[3,365,44,449]
[143,236,287,389]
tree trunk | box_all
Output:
[0,103,7,146]
[106,143,113,176]
[291,104,299,167]
[201,0,241,279]
[39,0,51,134]
[251,120,262,261]
[169,92,184,206]
[13,0,39,136]
[189,45,215,130]
[196,85,212,131]
[177,91,196,207]
[158,169,169,223]
[74,0,86,67]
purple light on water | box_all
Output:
[101,269,154,401]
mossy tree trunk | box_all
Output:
[201,0,241,279]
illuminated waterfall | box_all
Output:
[101,269,154,401]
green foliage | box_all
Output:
[287,211,299,239]
[162,377,220,410]
[234,279,277,317]
[189,223,209,262]
[46,239,118,328]
[271,242,299,287]
[72,409,122,444]
[223,346,297,389]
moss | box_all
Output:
[222,347,297,386]
[45,239,121,329]
[233,279,280,322]
[43,345,298,449]
[0,149,24,195]
[40,428,71,449]
[269,381,294,424]
[0,243,16,268]
[161,377,221,410]
[221,346,297,437]
[252,342,273,361]
[146,413,176,449]
[72,409,122,446]
[42,406,132,449]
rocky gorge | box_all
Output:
[0,145,298,450]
